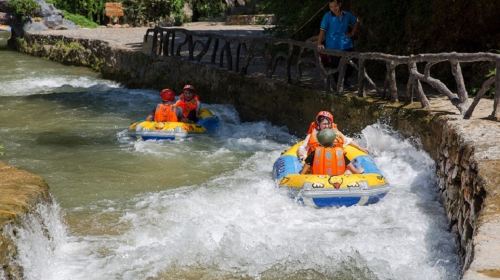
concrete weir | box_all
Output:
[1,28,498,278]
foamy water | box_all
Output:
[0,76,121,96]
[6,124,459,280]
[0,50,459,279]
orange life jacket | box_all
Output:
[175,95,200,118]
[306,121,338,134]
[307,131,321,154]
[311,146,346,176]
[307,129,344,154]
[154,103,179,122]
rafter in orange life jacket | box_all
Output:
[306,122,344,154]
[175,94,200,118]
[311,146,346,176]
[154,103,179,122]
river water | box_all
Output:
[0,50,459,279]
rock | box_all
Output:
[60,19,78,30]
[18,0,78,31]
[0,11,10,24]
[44,14,63,28]
[34,0,62,17]
[24,21,48,32]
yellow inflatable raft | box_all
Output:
[128,108,219,140]
[272,142,390,207]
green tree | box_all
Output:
[8,0,39,20]
[191,0,226,21]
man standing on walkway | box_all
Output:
[317,0,359,88]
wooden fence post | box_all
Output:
[464,76,495,119]
[195,37,212,62]
[286,44,294,83]
[225,42,233,71]
[451,60,469,113]
[151,28,158,56]
[388,61,398,102]
[188,35,194,60]
[164,31,170,56]
[236,42,243,72]
[337,57,347,94]
[158,30,164,56]
[170,31,175,56]
[492,60,500,120]
[211,38,219,64]
[357,58,366,97]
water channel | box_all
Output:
[0,50,460,279]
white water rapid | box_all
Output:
[0,50,459,280]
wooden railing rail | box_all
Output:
[144,27,500,120]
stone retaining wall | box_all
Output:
[14,33,500,279]
[0,162,50,279]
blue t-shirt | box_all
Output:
[320,11,357,50]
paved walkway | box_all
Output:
[32,22,268,50]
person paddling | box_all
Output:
[300,128,364,175]
[297,111,368,161]
[146,88,183,122]
[175,84,201,123]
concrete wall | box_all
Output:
[10,33,500,278]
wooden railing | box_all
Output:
[144,27,500,120]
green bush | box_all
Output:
[47,0,106,24]
[121,0,182,25]
[62,10,99,28]
[192,0,226,21]
[8,0,39,20]
[258,0,325,38]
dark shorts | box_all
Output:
[187,110,198,123]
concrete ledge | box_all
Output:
[0,161,50,279]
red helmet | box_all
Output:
[316,111,334,124]
[160,88,176,102]
[182,84,196,93]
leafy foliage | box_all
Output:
[122,0,176,25]
[46,0,106,24]
[192,0,226,21]
[258,0,325,38]
[8,0,39,20]
[61,10,99,28]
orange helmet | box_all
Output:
[183,84,196,93]
[160,88,176,102]
[316,111,334,124]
